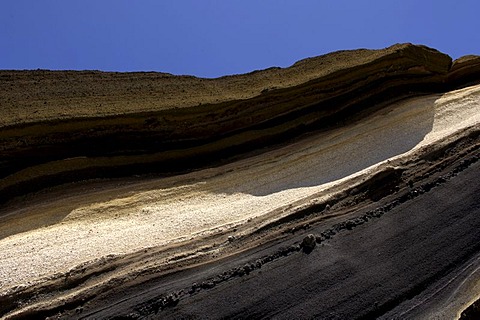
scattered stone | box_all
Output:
[301,234,317,253]
[201,281,215,289]
[234,267,245,277]
[290,244,301,252]
[189,282,199,294]
[346,220,356,230]
[279,247,290,256]
[164,293,179,307]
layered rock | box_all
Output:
[0,43,479,202]
[449,55,480,87]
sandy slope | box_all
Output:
[1,84,479,295]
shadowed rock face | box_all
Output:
[0,43,479,202]
[449,55,480,87]
[461,297,480,320]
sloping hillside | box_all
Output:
[1,44,480,319]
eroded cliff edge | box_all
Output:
[1,43,479,202]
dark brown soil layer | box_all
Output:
[1,44,479,203]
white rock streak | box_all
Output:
[1,84,480,292]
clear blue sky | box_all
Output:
[1,1,479,78]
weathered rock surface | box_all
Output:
[449,55,480,87]
[0,43,479,202]
[1,44,480,319]
[301,234,317,253]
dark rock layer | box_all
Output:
[0,43,479,203]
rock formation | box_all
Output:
[1,43,480,319]
[1,43,479,203]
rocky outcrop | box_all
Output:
[0,43,479,203]
[448,55,480,88]
[301,234,317,253]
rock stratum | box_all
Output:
[1,43,480,202]
[1,43,480,319]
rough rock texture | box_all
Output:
[301,234,316,253]
[0,43,479,202]
[1,43,480,319]
[449,55,480,88]
[461,297,480,320]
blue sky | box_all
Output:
[1,1,479,78]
